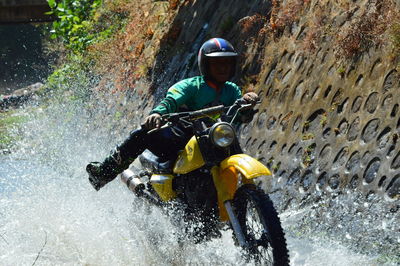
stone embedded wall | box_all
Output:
[233,0,400,206]
[89,0,399,255]
[228,1,400,255]
[147,0,400,203]
[240,44,400,202]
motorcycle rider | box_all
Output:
[86,38,259,190]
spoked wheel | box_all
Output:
[233,184,289,265]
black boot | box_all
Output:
[86,128,148,191]
[86,151,129,191]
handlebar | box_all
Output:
[162,104,226,122]
[162,101,258,122]
[145,100,260,134]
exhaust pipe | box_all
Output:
[120,169,145,194]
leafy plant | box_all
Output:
[270,0,310,34]
[320,112,328,127]
[337,66,345,74]
[272,162,281,172]
[45,54,96,102]
[267,157,274,168]
[302,144,315,167]
[46,0,103,52]
[0,111,27,150]
[302,133,314,140]
[303,120,310,131]
[334,0,395,60]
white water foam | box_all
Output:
[0,101,395,265]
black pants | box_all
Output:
[115,126,191,165]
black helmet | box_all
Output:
[198,38,238,80]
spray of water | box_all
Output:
[0,93,397,265]
[0,97,247,265]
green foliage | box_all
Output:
[272,161,281,172]
[45,54,96,102]
[46,0,104,52]
[302,144,315,167]
[266,157,274,169]
[44,1,131,104]
[320,112,327,127]
[303,120,310,130]
[337,66,345,74]
[0,111,27,149]
[302,133,314,140]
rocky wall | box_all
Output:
[85,0,400,257]
[241,41,400,198]
[236,0,400,203]
[127,0,399,256]
[145,0,400,202]
[230,0,400,257]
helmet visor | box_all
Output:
[205,51,238,57]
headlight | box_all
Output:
[209,122,235,148]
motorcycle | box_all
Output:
[120,100,290,265]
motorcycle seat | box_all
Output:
[139,149,174,174]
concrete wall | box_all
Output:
[0,0,48,6]
[0,0,53,23]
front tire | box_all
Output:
[233,184,289,265]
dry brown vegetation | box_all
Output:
[300,3,334,52]
[334,0,397,60]
[389,18,400,61]
[87,0,187,93]
[84,0,400,95]
[270,0,311,35]
[268,0,400,61]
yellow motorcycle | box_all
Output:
[121,100,289,265]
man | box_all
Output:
[86,38,259,190]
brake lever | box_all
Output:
[229,101,262,123]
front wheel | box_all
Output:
[233,184,289,265]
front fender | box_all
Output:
[220,154,272,179]
[212,154,271,221]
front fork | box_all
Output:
[224,200,248,248]
[211,165,252,248]
[211,154,272,248]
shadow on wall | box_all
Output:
[149,0,272,100]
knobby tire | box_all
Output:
[233,184,290,266]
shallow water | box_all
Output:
[0,102,396,265]
[0,158,389,266]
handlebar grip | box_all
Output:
[188,104,225,118]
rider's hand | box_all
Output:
[242,92,259,106]
[144,113,162,129]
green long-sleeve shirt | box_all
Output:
[151,76,243,115]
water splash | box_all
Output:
[0,96,398,265]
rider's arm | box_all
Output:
[150,80,195,115]
[227,82,243,104]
